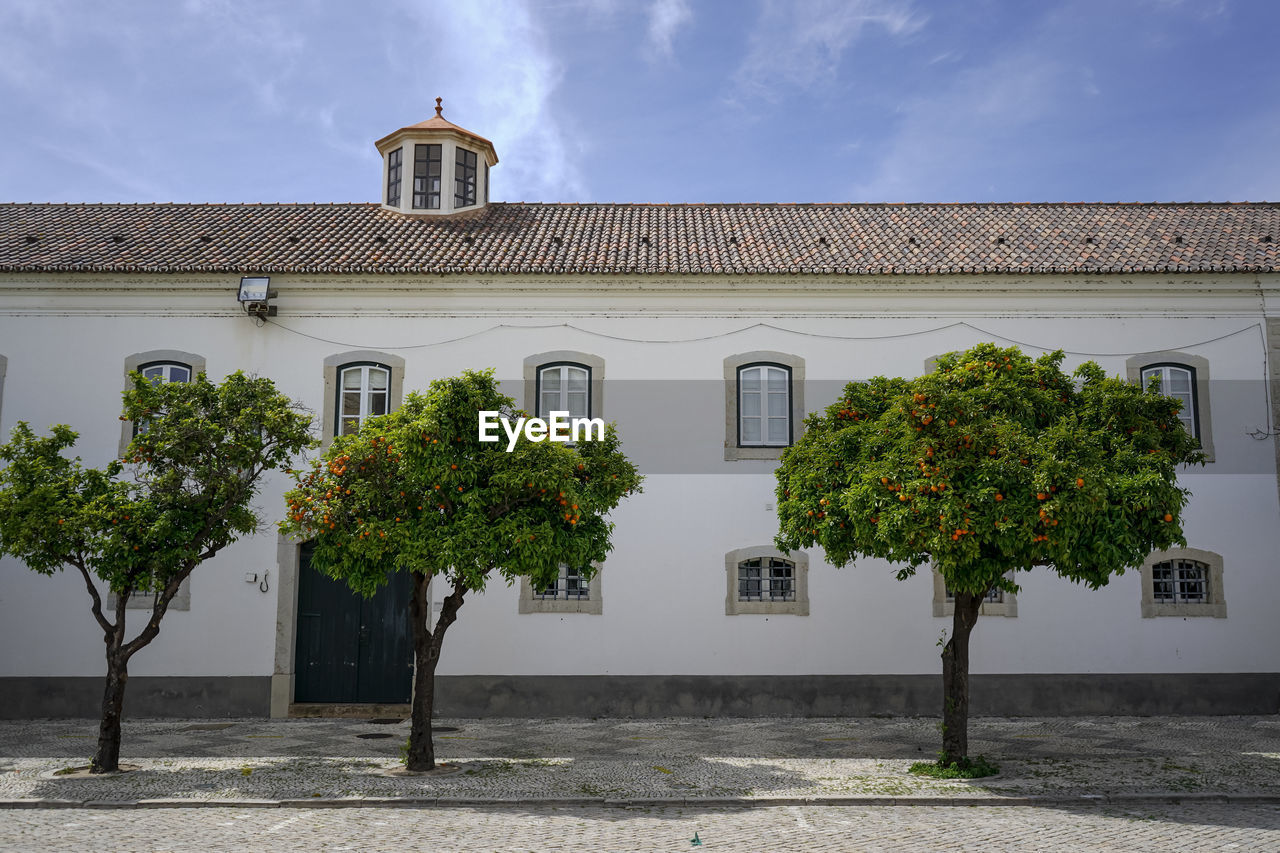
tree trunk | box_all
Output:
[91,650,127,773]
[940,590,983,765]
[404,572,466,773]
[405,572,437,772]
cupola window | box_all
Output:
[413,144,442,210]
[455,147,478,207]
[386,147,402,207]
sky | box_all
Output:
[1,0,1278,206]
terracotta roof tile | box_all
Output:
[0,202,1276,276]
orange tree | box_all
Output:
[0,372,311,773]
[281,369,642,772]
[774,343,1203,769]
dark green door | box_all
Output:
[294,542,413,703]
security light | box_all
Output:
[238,276,271,302]
[238,276,277,319]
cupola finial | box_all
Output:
[435,97,443,118]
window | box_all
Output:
[519,564,603,614]
[386,147,402,207]
[140,362,192,384]
[538,363,590,420]
[724,352,805,461]
[336,363,390,437]
[321,351,405,447]
[484,161,490,205]
[737,556,796,602]
[1125,351,1214,462]
[524,351,605,421]
[725,546,809,615]
[1141,364,1197,438]
[119,350,206,456]
[536,564,590,600]
[1140,547,1226,618]
[133,361,193,437]
[932,569,1017,617]
[738,364,790,447]
[455,147,478,207]
[413,143,442,210]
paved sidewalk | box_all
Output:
[1,716,1277,808]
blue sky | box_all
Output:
[2,0,1277,205]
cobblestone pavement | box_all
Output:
[3,803,1279,852]
[1,716,1277,805]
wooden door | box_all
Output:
[294,542,413,703]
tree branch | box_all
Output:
[71,556,114,636]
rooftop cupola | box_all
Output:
[375,98,498,216]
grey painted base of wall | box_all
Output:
[4,673,1277,719]
[433,673,1280,718]
[0,677,270,719]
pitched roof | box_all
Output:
[0,202,1276,276]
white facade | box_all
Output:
[2,266,1279,717]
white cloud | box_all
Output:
[645,0,692,60]
[393,0,587,202]
[732,0,926,103]
[849,51,1086,202]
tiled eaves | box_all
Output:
[0,201,1277,276]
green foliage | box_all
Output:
[775,343,1204,596]
[280,369,642,595]
[0,371,313,599]
[908,755,1001,779]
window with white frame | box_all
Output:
[724,352,804,461]
[537,363,590,420]
[140,361,192,385]
[321,351,404,448]
[1140,547,1226,617]
[1125,351,1214,462]
[1140,363,1198,438]
[119,350,206,456]
[337,363,390,437]
[738,364,791,447]
[133,361,193,437]
[725,546,809,615]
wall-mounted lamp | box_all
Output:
[238,276,277,319]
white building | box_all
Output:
[1,109,1278,719]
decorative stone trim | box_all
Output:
[1125,350,1215,463]
[724,545,810,616]
[522,351,605,419]
[932,569,1017,618]
[320,350,406,448]
[723,351,805,461]
[518,567,603,615]
[1140,546,1227,618]
[118,349,207,457]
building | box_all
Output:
[2,108,1279,719]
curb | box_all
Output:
[3,793,1278,810]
